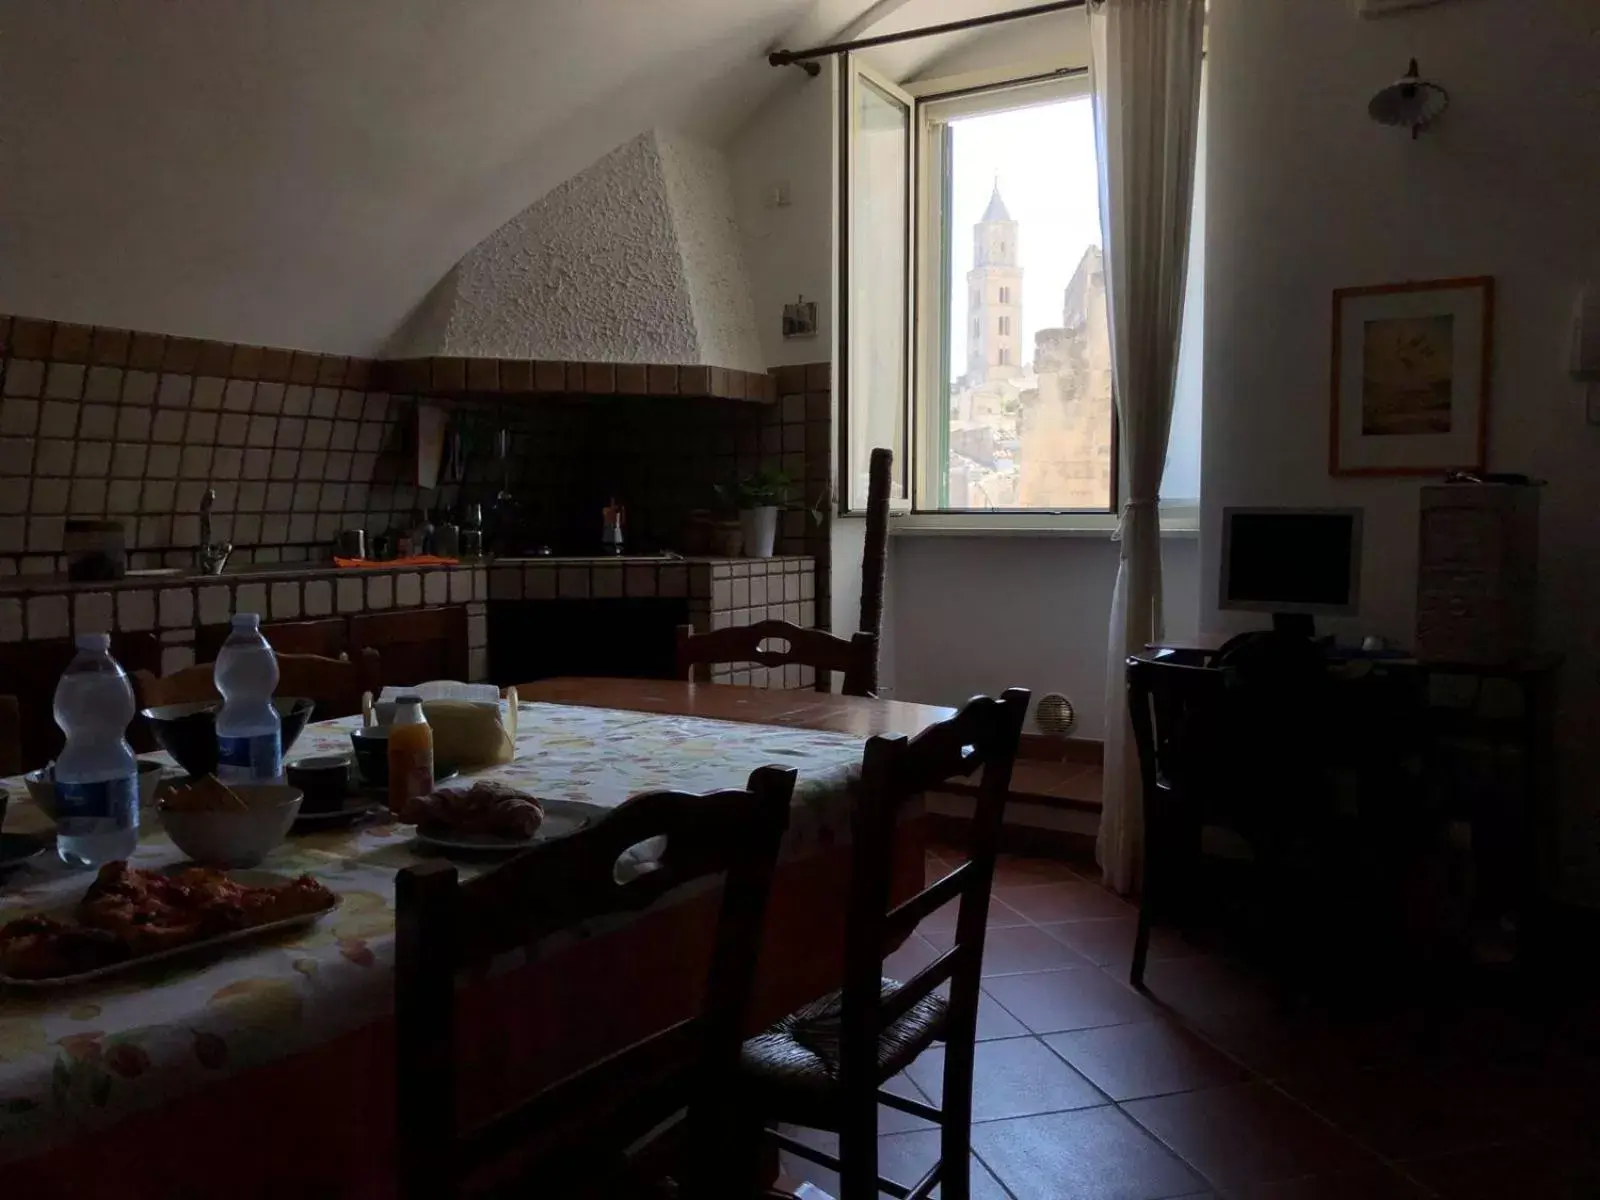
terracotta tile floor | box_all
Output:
[777,845,1600,1199]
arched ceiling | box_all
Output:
[0,0,1039,354]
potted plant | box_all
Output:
[715,468,790,558]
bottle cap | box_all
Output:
[396,694,423,705]
[231,613,261,628]
[74,632,111,652]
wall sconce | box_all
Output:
[1368,58,1450,138]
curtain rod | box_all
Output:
[769,0,1089,75]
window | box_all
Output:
[839,59,1205,522]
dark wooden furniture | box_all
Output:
[0,632,162,769]
[195,616,350,663]
[739,687,1030,1200]
[0,695,21,777]
[133,650,380,720]
[676,621,878,697]
[517,676,955,740]
[856,446,893,696]
[352,605,468,689]
[395,765,798,1200]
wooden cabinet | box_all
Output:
[0,632,162,770]
[351,607,469,691]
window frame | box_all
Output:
[909,66,1123,527]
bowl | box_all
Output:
[158,779,303,867]
[349,726,390,788]
[24,758,168,821]
[285,755,352,814]
[141,697,315,778]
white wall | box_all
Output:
[888,537,1199,734]
[1204,0,1600,901]
[728,73,837,368]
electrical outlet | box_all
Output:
[768,180,792,208]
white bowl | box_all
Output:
[24,759,167,821]
[159,782,303,868]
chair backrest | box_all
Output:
[134,649,380,719]
[837,688,1029,1107]
[0,695,21,777]
[195,616,350,663]
[1126,653,1233,829]
[0,632,162,768]
[676,620,878,697]
[394,765,797,1199]
[856,446,894,696]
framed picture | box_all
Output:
[1330,276,1493,476]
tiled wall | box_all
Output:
[0,316,831,618]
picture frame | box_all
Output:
[1329,276,1494,476]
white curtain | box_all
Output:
[1091,0,1205,894]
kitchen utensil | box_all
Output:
[142,697,315,778]
[335,529,367,560]
[65,520,127,582]
[285,755,353,814]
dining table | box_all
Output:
[0,677,955,1200]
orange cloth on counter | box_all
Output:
[333,555,460,568]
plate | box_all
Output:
[290,797,388,831]
[0,870,340,989]
[411,799,597,855]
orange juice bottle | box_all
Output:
[387,695,434,815]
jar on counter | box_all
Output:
[65,520,127,582]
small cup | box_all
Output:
[286,755,353,814]
[350,727,390,788]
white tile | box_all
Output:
[146,444,179,478]
[1,398,39,435]
[448,569,471,603]
[224,380,255,411]
[558,568,589,599]
[191,377,225,410]
[69,477,107,514]
[235,582,267,617]
[303,579,332,617]
[712,579,731,608]
[106,480,140,516]
[26,594,69,639]
[161,644,195,675]
[750,578,768,606]
[32,477,67,514]
[116,406,152,441]
[253,381,286,413]
[468,647,488,682]
[337,576,363,613]
[35,437,73,474]
[116,589,155,631]
[44,363,85,400]
[157,373,193,407]
[524,566,556,599]
[83,366,123,404]
[71,590,114,635]
[141,480,175,512]
[659,565,688,598]
[592,566,623,598]
[79,404,117,440]
[27,516,64,551]
[39,400,80,438]
[626,566,657,597]
[121,370,157,405]
[270,580,300,619]
[0,597,22,641]
[151,408,187,443]
[468,611,487,650]
[472,568,488,601]
[197,585,230,625]
[158,586,194,628]
[3,360,44,397]
[0,477,28,513]
[366,574,393,609]
[396,572,422,606]
[489,568,521,600]
[0,437,33,475]
[423,571,448,605]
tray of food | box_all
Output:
[405,780,594,854]
[0,861,339,987]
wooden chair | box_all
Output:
[856,446,893,697]
[0,695,21,778]
[133,649,381,720]
[0,632,162,768]
[195,616,349,663]
[676,621,878,698]
[737,688,1030,1200]
[395,765,798,1200]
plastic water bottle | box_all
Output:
[53,633,140,868]
[214,613,283,784]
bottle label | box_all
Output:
[217,731,283,782]
[54,775,138,822]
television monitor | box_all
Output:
[1218,507,1363,637]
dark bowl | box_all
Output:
[285,754,352,814]
[349,726,390,788]
[140,696,315,778]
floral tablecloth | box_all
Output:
[0,702,871,1166]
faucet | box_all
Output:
[197,488,233,575]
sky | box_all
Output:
[946,93,1103,372]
